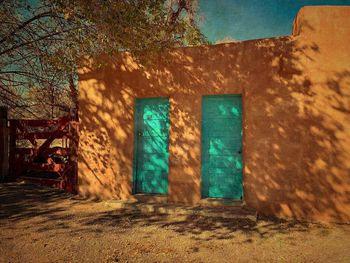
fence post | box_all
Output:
[0,107,9,182]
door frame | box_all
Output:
[200,94,245,200]
[132,97,170,195]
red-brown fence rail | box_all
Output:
[0,107,9,181]
[5,115,78,193]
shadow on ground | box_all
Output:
[0,183,330,242]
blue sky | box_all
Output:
[198,0,350,42]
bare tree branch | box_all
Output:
[0,11,53,44]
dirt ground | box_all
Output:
[1,183,349,263]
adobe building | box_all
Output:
[78,6,350,223]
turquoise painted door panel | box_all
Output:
[134,98,169,194]
[201,95,243,199]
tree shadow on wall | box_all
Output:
[78,22,350,222]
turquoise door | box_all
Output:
[201,95,243,199]
[133,98,170,194]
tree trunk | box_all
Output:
[69,75,78,121]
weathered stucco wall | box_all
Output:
[78,6,350,222]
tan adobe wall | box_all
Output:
[78,6,350,223]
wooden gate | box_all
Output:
[7,116,78,193]
[0,107,9,181]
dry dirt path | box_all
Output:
[1,183,349,263]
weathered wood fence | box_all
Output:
[0,107,9,181]
[0,107,78,193]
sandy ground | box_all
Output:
[0,183,350,263]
